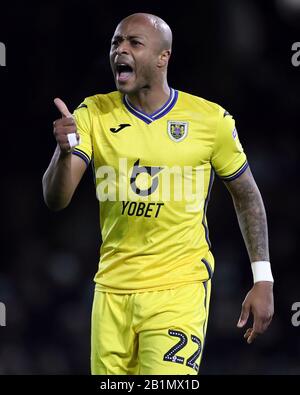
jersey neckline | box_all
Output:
[123,88,178,124]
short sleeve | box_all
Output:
[72,100,93,166]
[211,107,248,181]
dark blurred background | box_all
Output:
[0,0,299,374]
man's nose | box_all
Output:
[116,41,129,55]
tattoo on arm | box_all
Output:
[224,168,270,262]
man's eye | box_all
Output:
[132,40,141,46]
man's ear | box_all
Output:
[157,49,171,68]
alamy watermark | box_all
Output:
[291,302,300,327]
[0,302,6,326]
[291,42,300,67]
[0,42,6,66]
[95,158,206,213]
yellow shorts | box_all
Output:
[91,281,211,375]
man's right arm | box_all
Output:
[42,98,88,211]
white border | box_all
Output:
[167,121,189,142]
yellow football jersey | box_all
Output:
[73,88,248,293]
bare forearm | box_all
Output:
[42,145,74,210]
[225,168,273,342]
[232,181,269,262]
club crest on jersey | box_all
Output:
[167,121,188,142]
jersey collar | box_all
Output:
[123,88,178,124]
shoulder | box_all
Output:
[75,91,122,115]
[177,90,228,122]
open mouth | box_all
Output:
[116,64,134,82]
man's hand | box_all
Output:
[237,281,274,344]
[53,98,80,154]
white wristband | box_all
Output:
[67,133,79,149]
[251,261,274,283]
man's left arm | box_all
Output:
[224,167,274,344]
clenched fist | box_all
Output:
[53,98,80,154]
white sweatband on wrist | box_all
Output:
[67,133,79,148]
[251,261,274,283]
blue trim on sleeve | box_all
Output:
[72,150,90,167]
[220,160,249,182]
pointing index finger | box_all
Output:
[54,98,73,118]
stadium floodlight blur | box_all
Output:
[276,0,300,21]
